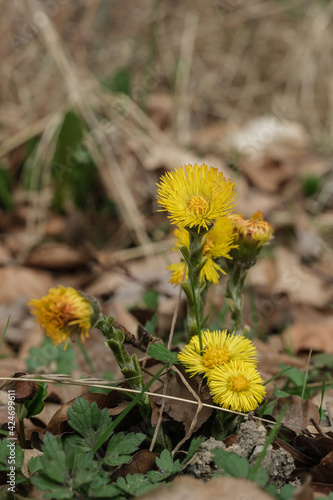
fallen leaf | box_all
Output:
[273,396,320,433]
[310,451,333,484]
[151,367,213,434]
[282,317,333,354]
[138,475,275,500]
[110,450,158,482]
[0,266,53,304]
[273,247,333,308]
[24,242,90,270]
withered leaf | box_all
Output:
[110,450,158,482]
[151,366,213,434]
[309,450,333,484]
[7,372,38,403]
[292,435,333,463]
[138,475,275,500]
[272,395,320,433]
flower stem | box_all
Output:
[225,260,248,336]
[180,230,208,348]
[95,315,150,418]
[77,338,95,374]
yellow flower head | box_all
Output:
[29,286,95,348]
[207,360,266,412]
[168,217,238,285]
[177,329,257,377]
[230,211,273,246]
[157,164,236,231]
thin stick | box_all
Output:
[0,376,274,425]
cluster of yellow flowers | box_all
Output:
[157,163,238,285]
[157,163,273,284]
[178,329,266,412]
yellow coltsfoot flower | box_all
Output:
[168,217,238,285]
[29,286,98,348]
[207,360,266,412]
[177,329,257,377]
[157,164,236,232]
[230,211,273,247]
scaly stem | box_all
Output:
[180,230,208,348]
[225,260,248,336]
[95,315,150,419]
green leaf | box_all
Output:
[26,337,76,374]
[31,476,73,500]
[143,290,159,309]
[0,164,13,209]
[280,365,305,387]
[0,439,24,472]
[182,437,205,465]
[278,483,296,499]
[249,466,269,487]
[23,382,47,419]
[72,452,99,489]
[104,432,146,467]
[34,434,69,484]
[212,449,249,478]
[28,456,43,476]
[148,344,179,364]
[115,474,158,497]
[67,399,111,449]
[156,449,181,475]
[145,314,157,335]
[102,67,132,96]
[0,316,10,352]
[274,389,291,398]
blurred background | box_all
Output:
[1,0,333,377]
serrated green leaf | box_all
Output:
[28,455,43,476]
[148,344,179,364]
[156,449,181,475]
[182,436,205,466]
[145,314,157,335]
[278,483,296,499]
[250,466,269,487]
[104,432,145,467]
[212,449,249,478]
[0,439,24,471]
[146,469,164,483]
[115,474,158,497]
[67,398,111,449]
[35,434,69,484]
[72,452,98,489]
[32,476,74,499]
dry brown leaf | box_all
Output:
[282,317,333,354]
[151,368,213,434]
[24,242,90,270]
[272,247,333,307]
[0,266,53,304]
[310,451,333,484]
[138,475,275,500]
[146,93,173,130]
[228,116,307,193]
[312,389,333,410]
[0,241,11,265]
[273,395,320,433]
[110,449,158,482]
